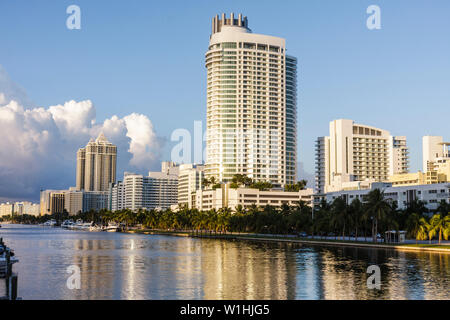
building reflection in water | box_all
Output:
[66,236,204,300]
[310,246,449,300]
[5,225,448,300]
[199,240,298,299]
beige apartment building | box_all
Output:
[13,201,40,216]
[64,188,83,216]
[422,136,449,172]
[389,137,450,186]
[0,203,14,217]
[205,13,297,187]
[76,132,117,192]
[315,119,409,193]
[40,190,65,216]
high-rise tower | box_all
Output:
[205,13,297,186]
[76,133,117,191]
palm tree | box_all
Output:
[406,213,427,243]
[365,189,391,242]
[349,198,363,241]
[428,214,450,244]
[202,177,212,189]
[312,199,330,239]
[416,217,430,243]
[331,197,349,240]
[144,209,158,229]
[436,200,450,218]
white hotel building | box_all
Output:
[205,13,297,186]
[315,119,409,193]
[110,162,179,212]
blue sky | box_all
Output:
[1,0,450,196]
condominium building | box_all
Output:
[82,191,109,213]
[40,188,108,216]
[315,119,409,193]
[193,184,314,211]
[76,132,117,192]
[178,164,205,208]
[389,136,450,187]
[111,162,179,211]
[109,180,125,211]
[64,188,83,216]
[40,190,66,216]
[0,202,14,217]
[13,201,40,216]
[205,13,297,187]
[422,136,450,172]
[388,136,409,176]
[315,136,330,194]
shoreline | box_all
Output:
[3,224,449,253]
[123,229,450,254]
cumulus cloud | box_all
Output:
[0,66,162,201]
[0,65,32,107]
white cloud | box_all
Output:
[0,65,31,107]
[0,66,162,201]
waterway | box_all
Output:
[0,224,448,299]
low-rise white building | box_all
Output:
[193,184,314,211]
[314,182,450,211]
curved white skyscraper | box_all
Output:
[205,13,297,186]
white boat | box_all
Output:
[42,219,57,227]
[0,248,19,277]
[71,219,84,230]
[61,220,74,228]
[89,225,103,232]
[104,222,119,232]
[80,222,93,231]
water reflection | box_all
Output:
[0,225,448,300]
[199,241,298,299]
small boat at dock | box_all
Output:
[104,222,119,232]
[42,219,57,227]
[0,243,19,278]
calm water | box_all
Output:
[0,224,448,300]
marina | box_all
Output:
[44,219,120,232]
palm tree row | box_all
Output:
[3,190,449,243]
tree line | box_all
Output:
[2,189,449,244]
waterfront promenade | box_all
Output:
[123,228,450,253]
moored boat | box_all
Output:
[105,222,119,232]
[61,220,74,228]
[89,224,103,232]
[42,219,57,227]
